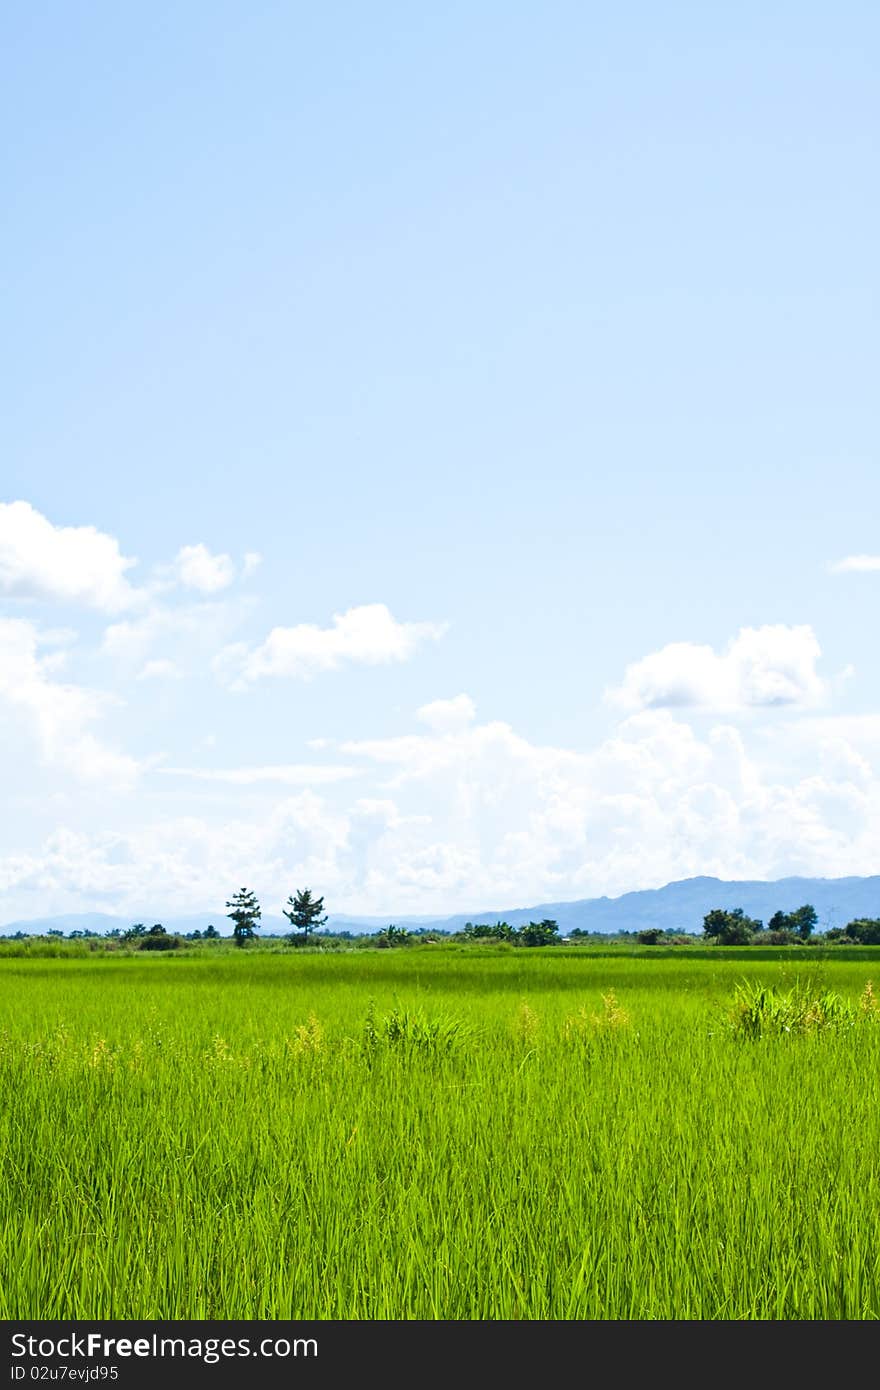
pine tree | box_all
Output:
[226,887,261,947]
[282,888,328,945]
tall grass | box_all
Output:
[2,949,880,1319]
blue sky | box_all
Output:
[1,2,878,921]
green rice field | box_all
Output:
[3,944,880,1320]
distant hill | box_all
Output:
[329,875,880,936]
[3,875,880,938]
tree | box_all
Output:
[825,927,855,944]
[844,918,880,945]
[282,888,328,945]
[461,920,514,941]
[517,918,560,947]
[790,904,818,941]
[702,907,762,945]
[204,924,219,939]
[765,904,817,942]
[226,887,261,947]
[374,923,411,948]
[702,909,732,940]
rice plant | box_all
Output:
[727,979,865,1037]
[3,948,880,1319]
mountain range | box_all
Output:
[3,874,879,937]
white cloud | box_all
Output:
[174,543,236,594]
[215,603,448,687]
[0,501,142,612]
[136,659,182,681]
[0,502,265,618]
[0,797,353,919]
[103,598,250,674]
[4,603,880,922]
[417,693,476,733]
[0,618,138,786]
[829,554,880,573]
[5,695,880,920]
[159,764,359,785]
[331,695,880,910]
[104,608,194,665]
[608,625,826,713]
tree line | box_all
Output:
[697,903,880,946]
[4,888,880,949]
[224,893,564,948]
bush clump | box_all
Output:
[138,934,182,951]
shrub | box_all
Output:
[844,919,880,945]
[138,934,182,952]
[373,924,412,948]
[517,919,560,947]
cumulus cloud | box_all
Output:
[0,501,143,612]
[136,659,181,681]
[4,601,879,922]
[103,599,250,674]
[0,618,138,786]
[608,625,826,713]
[0,502,260,617]
[159,764,359,785]
[829,554,880,573]
[5,694,880,920]
[174,543,236,593]
[417,694,477,733]
[215,603,448,687]
[337,701,880,907]
[0,797,353,919]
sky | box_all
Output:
[1,1,878,923]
